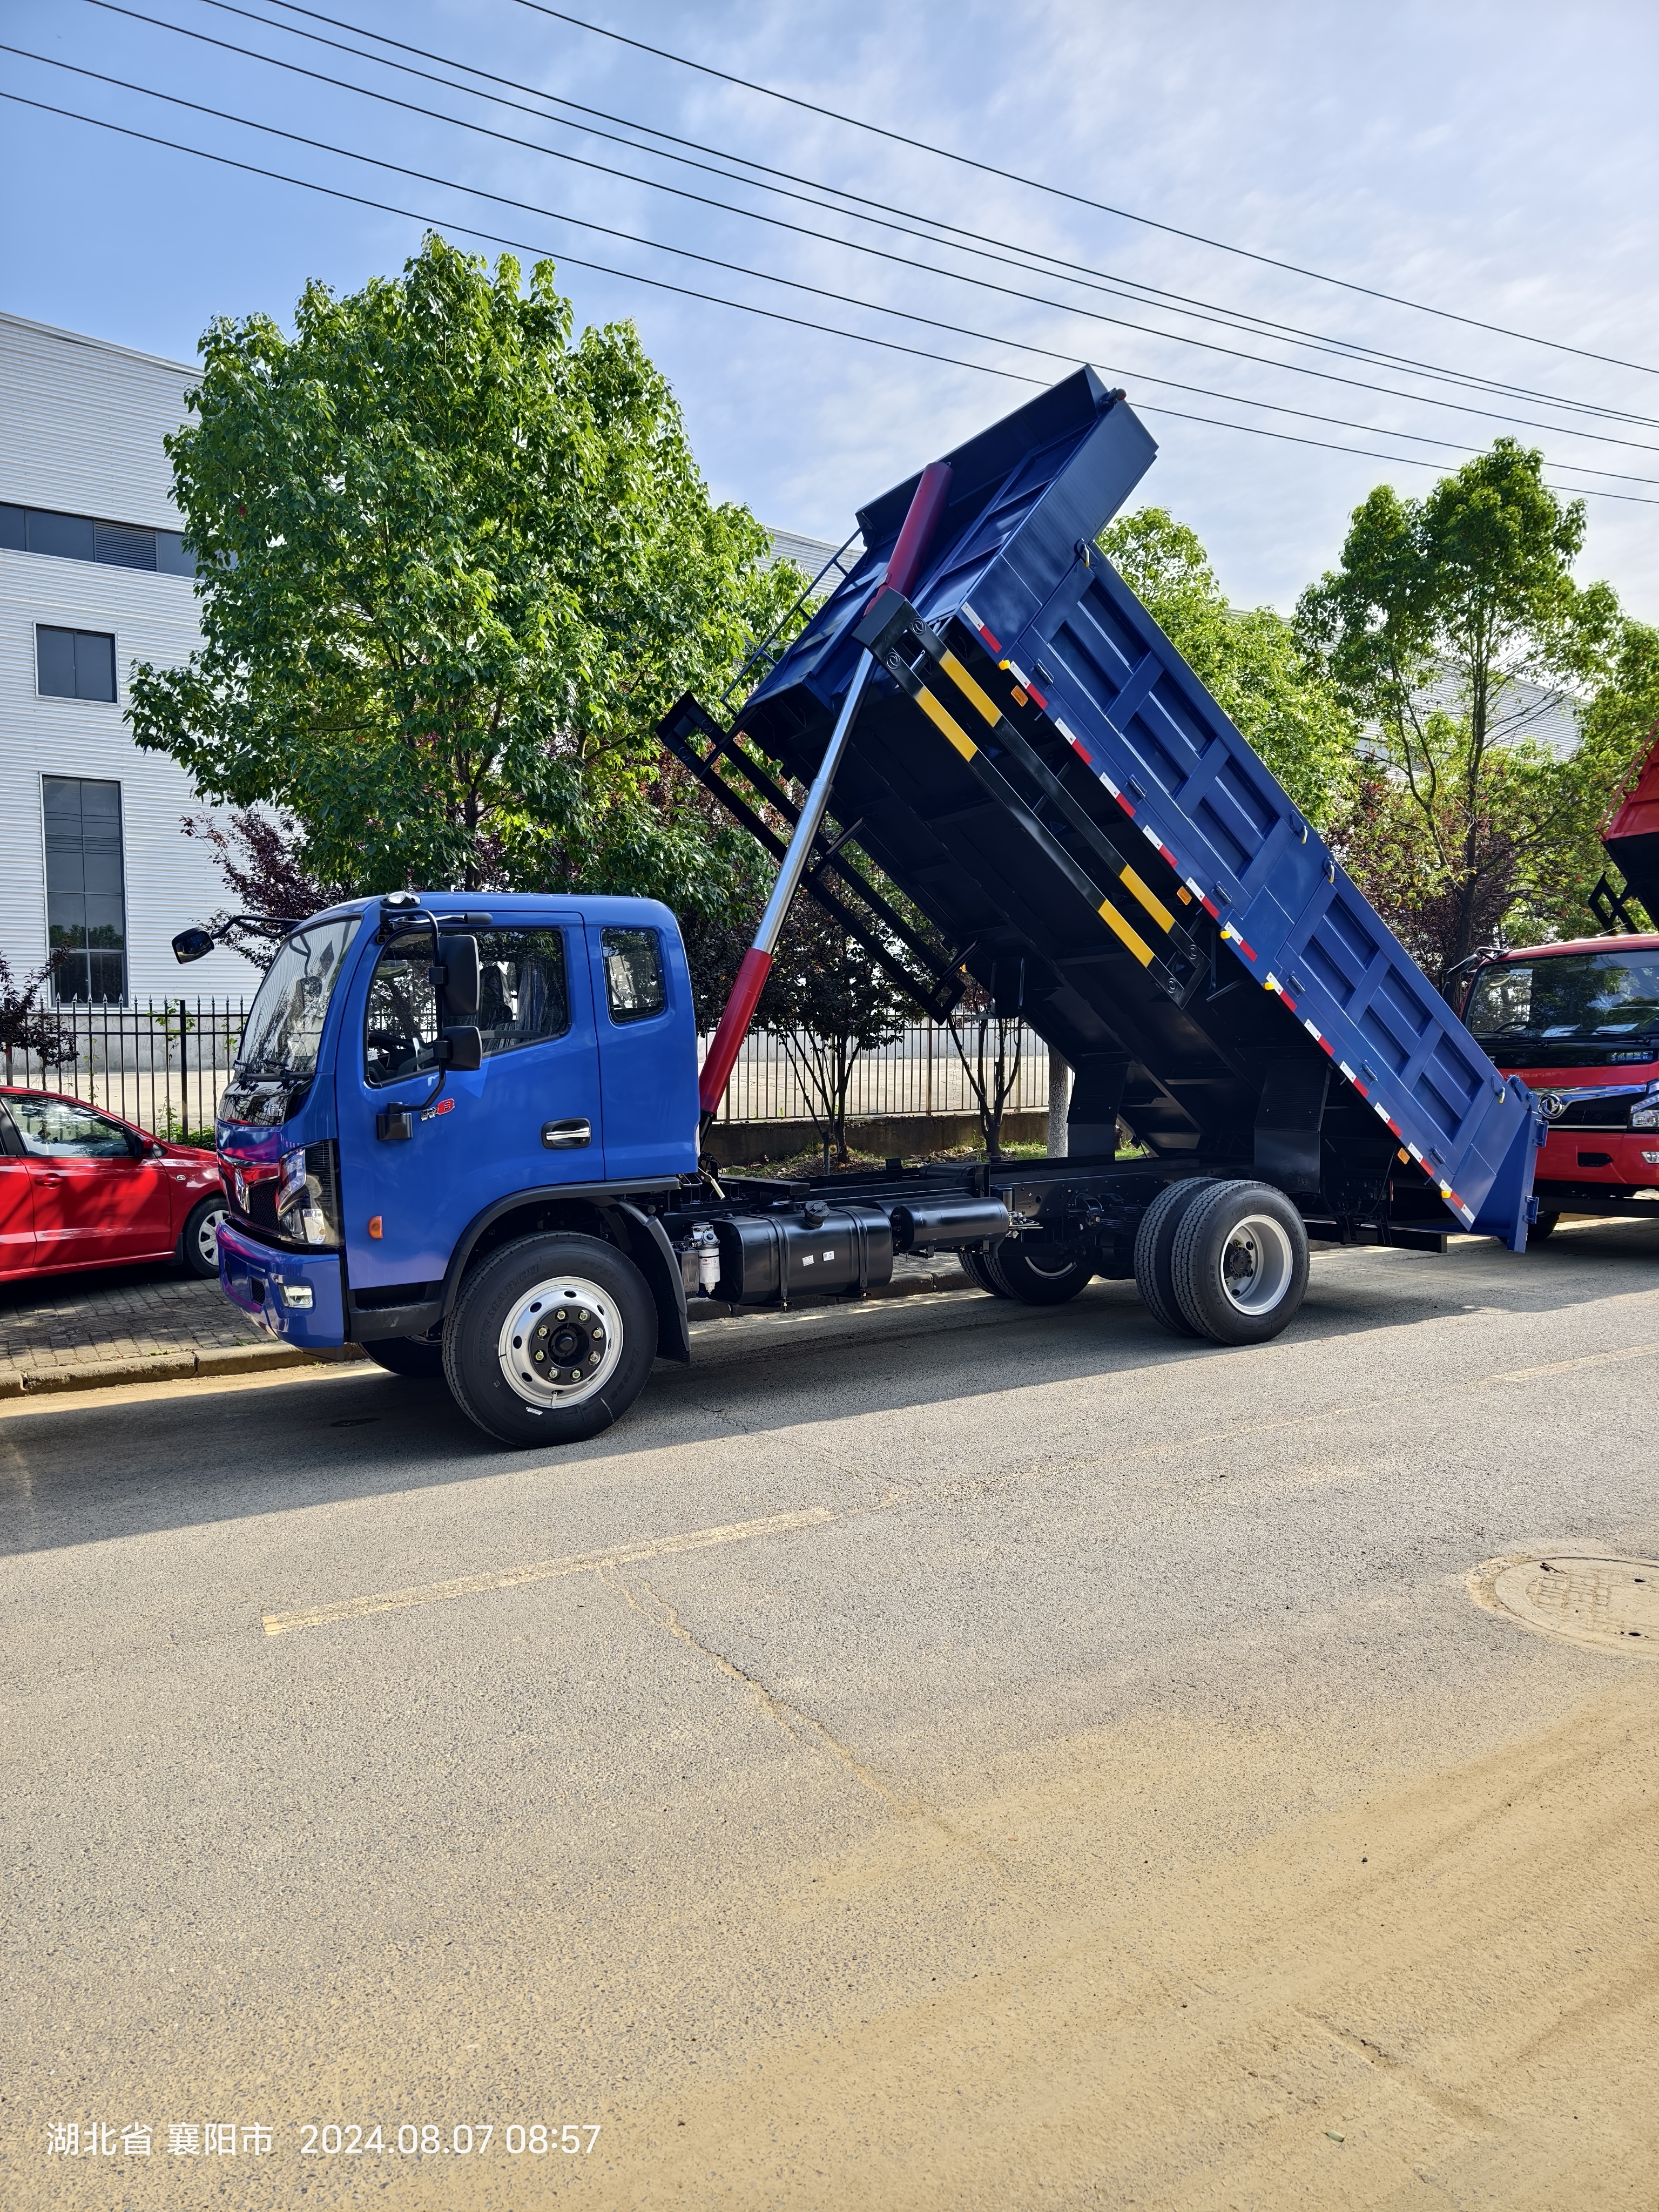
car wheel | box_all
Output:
[179,1197,228,1279]
[1170,1179,1310,1346]
[989,1236,1095,1304]
[442,1233,657,1447]
[1132,1178,1218,1336]
[364,1336,446,1380]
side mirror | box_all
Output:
[436,933,481,1020]
[172,927,215,965]
[441,1024,483,1073]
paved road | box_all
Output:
[4,1222,1657,2209]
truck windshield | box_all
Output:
[1465,950,1659,1044]
[237,916,359,1078]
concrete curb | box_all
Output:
[0,1341,370,1400]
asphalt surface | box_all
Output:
[3,1220,1657,2209]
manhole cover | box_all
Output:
[1468,1550,1659,1655]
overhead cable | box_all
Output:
[5,86,1654,507]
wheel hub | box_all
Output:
[497,1276,623,1408]
[1218,1215,1293,1315]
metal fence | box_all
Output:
[703,1021,1052,1126]
[2,1001,1051,1139]
[2,999,249,1143]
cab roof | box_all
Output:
[1491,933,1659,960]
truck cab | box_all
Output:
[212,891,702,1433]
[1462,935,1659,1228]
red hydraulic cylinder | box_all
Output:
[697,458,954,1121]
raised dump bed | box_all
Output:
[667,367,1540,1251]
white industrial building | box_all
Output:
[0,310,251,1004]
[1,307,844,1017]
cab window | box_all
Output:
[602,928,666,1023]
[363,927,570,1085]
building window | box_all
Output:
[43,777,127,1004]
[0,503,195,576]
[37,626,117,703]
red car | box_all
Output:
[0,1087,227,1282]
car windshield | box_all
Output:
[238,916,360,1078]
[1465,950,1659,1043]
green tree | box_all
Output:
[1097,507,1353,824]
[1296,439,1618,984]
[758,899,911,1164]
[1566,617,1659,926]
[130,234,803,906]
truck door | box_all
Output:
[338,918,605,1296]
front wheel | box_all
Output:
[179,1196,228,1279]
[1170,1180,1309,1346]
[443,1233,657,1446]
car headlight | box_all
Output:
[1631,1093,1659,1129]
[274,1138,343,1247]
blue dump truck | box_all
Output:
[183,371,1542,1446]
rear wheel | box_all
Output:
[1132,1178,1218,1336]
[1529,1210,1561,1243]
[1171,1180,1309,1346]
[179,1197,227,1279]
[990,1236,1095,1304]
[443,1232,657,1447]
[364,1336,445,1380]
[960,1246,1013,1298]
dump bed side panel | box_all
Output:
[998,557,1527,1231]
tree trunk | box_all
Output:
[1047,1051,1071,1158]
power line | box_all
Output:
[17,41,1659,489]
[47,14,1659,470]
[506,0,1659,380]
[235,0,1659,429]
[5,86,1655,508]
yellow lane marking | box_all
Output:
[939,649,1004,729]
[1095,896,1156,967]
[1118,862,1176,935]
[1483,1340,1659,1385]
[261,1506,834,1637]
[914,683,979,762]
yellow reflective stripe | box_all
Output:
[1118,863,1175,934]
[914,684,978,761]
[939,650,1003,729]
[1096,896,1155,966]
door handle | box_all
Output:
[541,1118,592,1149]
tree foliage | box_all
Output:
[757,899,911,1162]
[0,951,77,1070]
[1097,507,1354,825]
[1296,440,1618,983]
[130,234,804,907]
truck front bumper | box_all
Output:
[218,1221,348,1351]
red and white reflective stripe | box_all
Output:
[962,602,1003,655]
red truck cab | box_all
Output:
[1461,936,1659,1232]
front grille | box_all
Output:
[1550,1098,1637,1129]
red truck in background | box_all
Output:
[1460,728,1659,1238]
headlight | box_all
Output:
[1631,1093,1659,1130]
[275,1138,343,1247]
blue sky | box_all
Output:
[4,0,1657,619]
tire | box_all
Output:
[989,1236,1095,1305]
[1170,1179,1309,1346]
[960,1246,1013,1298]
[364,1336,446,1380]
[179,1196,228,1279]
[442,1232,657,1447]
[1529,1210,1561,1243]
[1132,1178,1218,1336]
